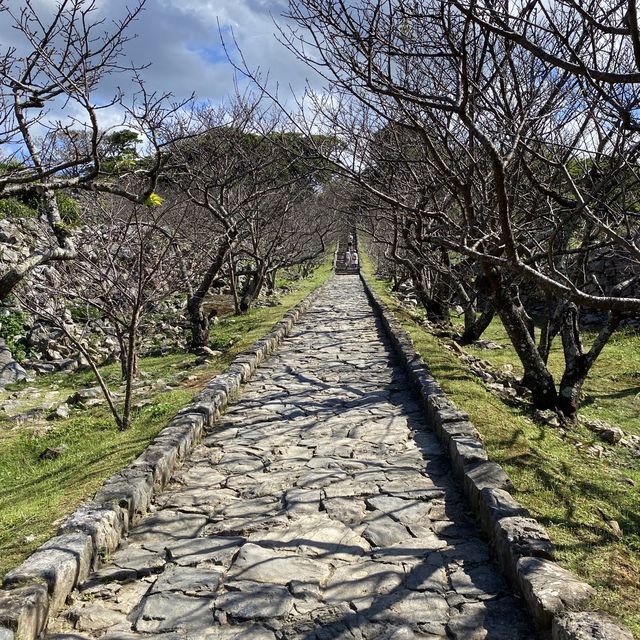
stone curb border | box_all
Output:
[359,273,633,640]
[0,276,332,640]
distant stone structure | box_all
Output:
[334,232,360,275]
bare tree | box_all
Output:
[169,96,335,348]
[22,194,187,429]
[0,0,187,299]
[231,135,336,312]
[279,0,640,418]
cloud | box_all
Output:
[109,0,318,103]
[0,0,321,138]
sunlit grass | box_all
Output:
[449,311,640,437]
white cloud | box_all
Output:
[0,0,321,137]
[110,0,316,102]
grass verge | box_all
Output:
[0,258,332,579]
[361,254,640,638]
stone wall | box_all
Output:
[584,250,639,299]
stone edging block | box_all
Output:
[552,612,634,640]
[0,276,331,640]
[359,272,632,640]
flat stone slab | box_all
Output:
[157,536,245,568]
[214,581,294,620]
[283,488,322,515]
[110,546,165,576]
[192,625,277,640]
[366,495,433,526]
[134,592,214,632]
[447,597,537,639]
[150,566,222,595]
[247,516,370,560]
[322,496,367,525]
[155,486,236,514]
[361,513,413,547]
[359,590,450,627]
[126,510,208,545]
[324,561,405,603]
[226,543,332,584]
[66,602,129,633]
[448,565,508,598]
[405,556,448,592]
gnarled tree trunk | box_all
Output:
[489,272,558,409]
[187,232,236,351]
[558,304,621,420]
[460,302,496,344]
[453,277,496,344]
[411,267,450,322]
[239,263,267,313]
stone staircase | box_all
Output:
[335,234,360,275]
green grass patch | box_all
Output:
[0,256,332,578]
[362,254,640,638]
[0,387,192,577]
[448,312,640,438]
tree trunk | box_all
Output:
[266,269,277,295]
[35,309,124,429]
[557,364,588,422]
[557,304,621,420]
[538,296,561,365]
[493,280,558,409]
[228,253,240,315]
[121,311,139,430]
[186,233,235,351]
[411,269,450,322]
[115,327,128,379]
[187,301,216,352]
[460,302,496,344]
[390,269,408,292]
[115,326,139,381]
[239,267,266,313]
[423,295,450,322]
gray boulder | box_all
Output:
[67,387,104,406]
[0,339,28,388]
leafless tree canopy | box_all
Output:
[0,0,189,299]
[167,95,336,349]
[278,0,640,417]
[3,0,639,422]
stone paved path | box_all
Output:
[48,276,536,640]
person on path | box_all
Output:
[352,251,359,268]
[345,250,353,267]
[347,233,354,250]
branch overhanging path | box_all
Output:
[47,276,535,639]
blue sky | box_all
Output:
[0,0,319,135]
[114,0,302,100]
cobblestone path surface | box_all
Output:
[49,276,536,640]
